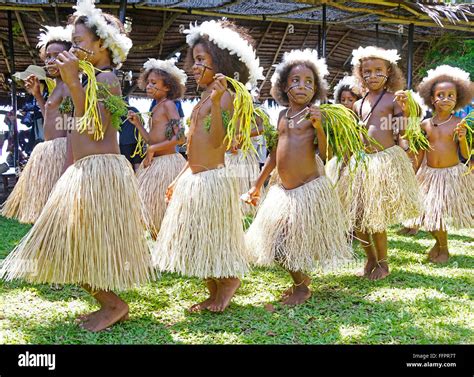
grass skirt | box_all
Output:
[246,176,353,272]
[136,153,186,236]
[152,167,251,278]
[225,150,261,216]
[1,137,67,224]
[325,156,344,185]
[0,154,154,291]
[403,163,474,231]
[338,145,421,233]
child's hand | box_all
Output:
[24,75,42,97]
[165,181,176,204]
[308,105,322,129]
[210,73,227,105]
[454,120,467,141]
[241,186,261,207]
[143,149,154,168]
[127,110,141,126]
[55,51,80,86]
[394,90,409,115]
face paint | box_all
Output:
[194,62,213,92]
[286,83,314,103]
[71,44,94,58]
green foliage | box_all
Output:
[418,34,474,78]
[98,83,128,132]
[204,110,231,132]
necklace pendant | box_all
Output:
[288,119,295,128]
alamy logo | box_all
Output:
[18,351,56,371]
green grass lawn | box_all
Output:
[0,215,472,344]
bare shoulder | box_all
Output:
[96,71,121,95]
[220,90,234,112]
[421,118,430,132]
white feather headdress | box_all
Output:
[37,25,72,49]
[184,20,264,87]
[351,46,400,68]
[420,65,471,86]
[271,48,329,87]
[143,58,187,87]
[333,75,362,103]
[73,0,132,66]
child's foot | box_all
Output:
[368,261,390,281]
[189,279,218,312]
[397,227,418,236]
[357,259,377,278]
[208,278,241,313]
[75,311,129,324]
[281,285,311,306]
[431,246,449,263]
[427,244,440,262]
[281,276,312,299]
[80,301,129,332]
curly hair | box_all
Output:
[68,13,127,68]
[137,68,185,100]
[270,62,328,107]
[353,59,406,93]
[418,74,474,111]
[184,20,255,87]
[335,85,362,104]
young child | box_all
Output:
[325,75,363,184]
[128,59,187,237]
[1,26,72,223]
[0,0,154,332]
[342,46,422,280]
[152,20,263,313]
[403,65,473,263]
[243,49,353,306]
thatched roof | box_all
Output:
[0,0,472,106]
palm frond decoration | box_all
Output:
[414,2,473,27]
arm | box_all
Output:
[62,131,74,173]
[129,113,151,144]
[165,161,190,203]
[249,115,264,138]
[310,105,332,161]
[455,120,470,160]
[209,74,232,149]
[56,51,85,118]
[24,75,46,115]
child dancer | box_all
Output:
[1,26,72,223]
[341,46,422,280]
[404,65,473,263]
[128,58,187,237]
[152,20,263,313]
[244,49,353,306]
[0,0,154,332]
[326,75,362,184]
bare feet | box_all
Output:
[397,227,418,236]
[368,261,390,280]
[428,244,440,262]
[431,246,449,263]
[208,278,241,313]
[281,276,312,299]
[80,292,129,332]
[281,285,311,306]
[189,279,218,312]
[357,259,377,278]
[75,311,129,324]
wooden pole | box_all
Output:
[7,11,19,169]
[322,4,327,58]
[407,23,414,89]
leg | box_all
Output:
[189,278,218,312]
[428,231,440,261]
[369,231,390,280]
[77,285,129,332]
[430,230,449,263]
[355,230,377,278]
[281,270,311,306]
[208,277,241,313]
